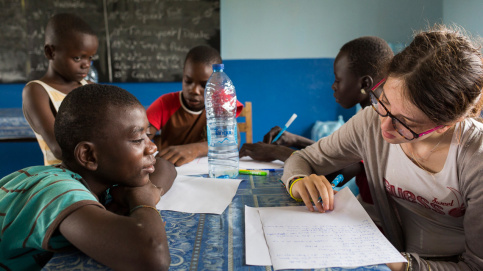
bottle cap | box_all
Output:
[212,64,224,71]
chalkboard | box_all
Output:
[0,0,220,83]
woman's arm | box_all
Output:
[281,109,372,211]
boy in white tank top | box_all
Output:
[22,13,98,165]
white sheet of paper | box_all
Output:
[245,206,272,266]
[156,175,242,214]
[246,188,405,270]
[175,157,209,176]
[238,156,284,170]
[175,156,284,176]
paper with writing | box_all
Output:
[246,188,405,270]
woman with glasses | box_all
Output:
[281,25,483,271]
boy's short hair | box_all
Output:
[45,13,96,45]
[54,84,142,163]
[340,36,394,79]
[184,45,222,66]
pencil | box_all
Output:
[244,168,283,172]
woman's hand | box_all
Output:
[291,174,336,212]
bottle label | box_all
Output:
[207,125,238,146]
[215,128,233,137]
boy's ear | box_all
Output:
[74,142,98,171]
[361,75,374,91]
[44,44,55,60]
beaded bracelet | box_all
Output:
[288,177,304,202]
[401,252,413,271]
[129,205,162,218]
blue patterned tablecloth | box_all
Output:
[43,172,390,271]
[0,108,36,141]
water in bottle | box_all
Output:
[85,61,98,83]
[204,64,239,178]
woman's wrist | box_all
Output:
[288,177,305,202]
[401,252,413,271]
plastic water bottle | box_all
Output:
[204,64,239,178]
[86,61,98,83]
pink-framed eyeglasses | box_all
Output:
[368,78,444,140]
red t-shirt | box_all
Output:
[147,91,243,150]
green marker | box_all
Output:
[238,169,268,176]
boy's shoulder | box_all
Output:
[148,91,182,113]
[159,91,181,102]
[1,165,85,191]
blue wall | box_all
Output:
[3,0,481,177]
[116,58,355,140]
[0,58,354,177]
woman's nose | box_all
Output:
[380,115,394,131]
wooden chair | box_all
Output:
[237,101,253,143]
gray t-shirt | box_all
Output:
[282,107,483,270]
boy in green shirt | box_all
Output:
[1,84,176,270]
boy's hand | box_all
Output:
[263,126,298,147]
[108,182,164,212]
[149,157,177,194]
[158,143,204,166]
[239,142,294,162]
[291,174,335,213]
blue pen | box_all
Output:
[245,168,284,172]
[317,174,344,203]
[271,113,297,143]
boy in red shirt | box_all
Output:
[147,45,243,166]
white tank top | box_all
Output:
[25,80,87,165]
[385,125,465,257]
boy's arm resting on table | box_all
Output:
[148,123,207,166]
[291,135,316,149]
[150,157,177,193]
[59,182,170,271]
[22,83,62,159]
[157,142,208,167]
[239,142,295,162]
